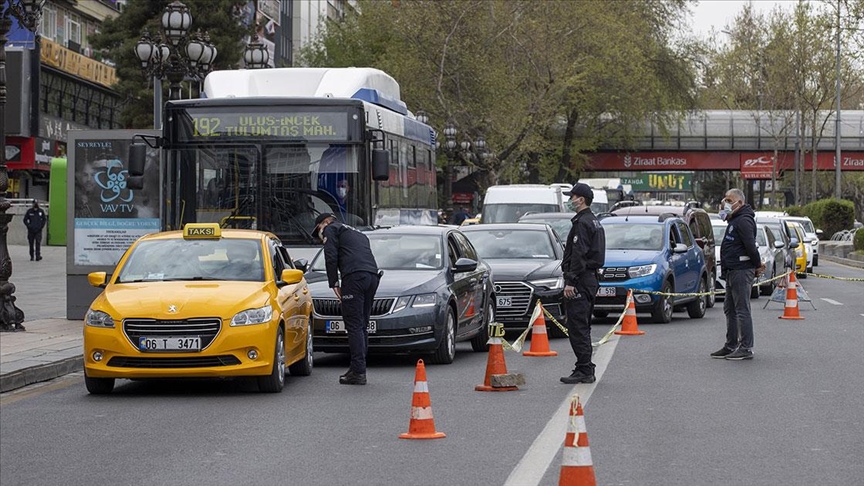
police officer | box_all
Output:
[313,213,380,385]
[23,199,47,261]
[560,183,606,384]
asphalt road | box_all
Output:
[1,261,862,486]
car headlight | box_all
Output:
[795,248,803,258]
[85,309,115,328]
[529,277,563,290]
[412,293,437,308]
[628,264,657,278]
[392,295,411,313]
[231,305,273,326]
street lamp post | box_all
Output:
[443,122,457,209]
[0,0,45,332]
[243,33,270,69]
[134,1,217,127]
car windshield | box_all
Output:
[795,219,815,233]
[519,218,571,242]
[116,238,265,283]
[483,203,560,223]
[712,225,726,242]
[603,223,664,250]
[311,233,443,270]
[464,229,555,259]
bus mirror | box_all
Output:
[127,175,144,190]
[372,149,389,181]
[128,143,146,177]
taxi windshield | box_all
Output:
[116,238,265,283]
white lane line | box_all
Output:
[820,298,843,306]
[504,335,620,486]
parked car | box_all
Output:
[754,224,785,297]
[612,205,717,308]
[517,212,574,246]
[83,224,314,395]
[460,223,566,337]
[305,225,493,364]
[781,216,822,267]
[595,215,709,323]
[481,184,565,223]
[756,218,795,271]
[786,221,809,278]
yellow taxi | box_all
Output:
[789,222,808,277]
[83,223,313,394]
[460,217,481,226]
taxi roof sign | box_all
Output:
[183,223,221,239]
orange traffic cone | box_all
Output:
[524,302,558,357]
[475,329,519,392]
[399,359,446,440]
[614,290,645,335]
[558,394,597,486]
[779,272,805,320]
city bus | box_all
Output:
[132,68,437,252]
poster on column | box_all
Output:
[69,130,161,268]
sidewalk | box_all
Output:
[0,244,83,393]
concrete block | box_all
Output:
[490,373,525,388]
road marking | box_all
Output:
[504,336,620,486]
[0,372,81,406]
[820,298,843,306]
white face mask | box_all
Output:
[336,188,347,199]
[723,201,733,212]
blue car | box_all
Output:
[593,215,709,323]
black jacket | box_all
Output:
[562,208,606,286]
[322,222,379,288]
[720,205,760,274]
[23,207,47,233]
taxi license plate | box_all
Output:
[326,321,377,334]
[139,336,201,351]
[497,297,512,308]
[596,287,616,297]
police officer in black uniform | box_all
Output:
[560,183,606,384]
[313,213,380,385]
[23,199,47,261]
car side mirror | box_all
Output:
[672,243,688,254]
[774,241,785,249]
[789,238,799,248]
[87,272,107,288]
[453,257,478,273]
[127,143,146,190]
[279,269,304,287]
[293,259,308,273]
[372,149,389,181]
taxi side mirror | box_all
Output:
[279,269,304,286]
[88,272,107,288]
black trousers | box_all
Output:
[28,230,42,259]
[564,272,598,375]
[341,271,380,374]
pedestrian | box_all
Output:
[23,199,47,261]
[712,188,765,361]
[559,183,606,384]
[451,206,471,225]
[312,213,381,385]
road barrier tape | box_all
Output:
[628,271,792,298]
[802,272,864,282]
[540,294,631,347]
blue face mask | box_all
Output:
[719,209,729,221]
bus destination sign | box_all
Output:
[177,109,350,141]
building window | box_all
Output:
[39,5,57,40]
[66,13,81,49]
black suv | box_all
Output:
[612,205,717,308]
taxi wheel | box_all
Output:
[258,327,286,393]
[430,309,456,364]
[288,318,313,377]
[84,373,114,395]
[470,301,492,352]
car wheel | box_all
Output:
[687,278,707,319]
[430,309,456,364]
[798,272,807,279]
[84,372,115,395]
[471,300,492,352]
[750,282,760,299]
[706,271,716,308]
[806,264,813,274]
[288,318,313,376]
[813,255,818,266]
[258,326,286,393]
[760,268,776,296]
[651,280,673,324]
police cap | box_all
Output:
[312,213,336,239]
[563,183,593,199]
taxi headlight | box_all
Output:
[85,309,115,328]
[392,296,411,313]
[412,293,437,308]
[795,248,803,258]
[628,264,657,278]
[529,277,563,290]
[231,305,273,326]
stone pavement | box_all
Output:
[0,244,83,393]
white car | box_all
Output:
[781,216,822,268]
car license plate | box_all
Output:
[596,287,616,297]
[325,320,377,334]
[139,336,201,351]
[497,297,512,308]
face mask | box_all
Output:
[336,188,347,199]
[723,202,733,212]
[564,199,577,212]
[719,209,729,221]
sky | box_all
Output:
[688,0,798,37]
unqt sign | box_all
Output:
[621,173,692,192]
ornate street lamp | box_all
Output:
[133,1,217,106]
[415,110,429,125]
[243,34,269,69]
[443,122,457,207]
[0,0,47,331]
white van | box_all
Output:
[481,185,565,223]
[552,182,609,214]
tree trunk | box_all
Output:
[556,107,579,182]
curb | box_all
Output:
[0,356,83,393]
[820,255,864,270]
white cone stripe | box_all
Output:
[567,415,587,434]
[562,446,593,466]
[488,337,502,345]
[414,381,429,393]
[411,406,434,420]
[625,307,636,316]
[785,300,797,307]
[533,324,547,334]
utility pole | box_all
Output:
[834,1,842,199]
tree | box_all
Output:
[89,0,249,128]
